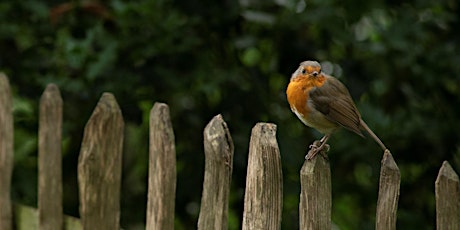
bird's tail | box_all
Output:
[360,119,387,151]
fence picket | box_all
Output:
[299,146,331,230]
[0,74,13,230]
[198,114,234,230]
[435,161,460,230]
[78,93,124,230]
[375,150,400,230]
[242,123,283,230]
[38,84,63,230]
[146,103,176,230]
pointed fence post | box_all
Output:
[38,84,63,230]
[242,123,283,230]
[78,93,124,230]
[198,114,234,230]
[0,73,13,230]
[375,150,400,230]
[435,161,460,229]
[299,145,331,230]
[146,103,176,230]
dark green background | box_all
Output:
[1,0,459,229]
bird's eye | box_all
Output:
[301,69,306,74]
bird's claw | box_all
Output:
[305,140,330,160]
[305,149,318,160]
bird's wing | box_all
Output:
[309,75,364,136]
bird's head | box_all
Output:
[290,60,322,81]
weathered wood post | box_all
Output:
[78,93,124,230]
[375,150,400,230]
[435,161,460,229]
[38,84,63,230]
[198,114,234,230]
[0,73,13,230]
[242,123,283,230]
[299,142,331,230]
[146,103,176,230]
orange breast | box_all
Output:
[286,75,326,118]
[286,80,310,118]
[286,76,338,133]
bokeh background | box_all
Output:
[1,0,460,229]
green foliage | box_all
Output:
[1,0,460,229]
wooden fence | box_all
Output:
[0,74,459,229]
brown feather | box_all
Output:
[309,75,364,136]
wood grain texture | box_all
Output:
[242,123,282,230]
[38,84,63,230]
[78,93,124,230]
[299,151,331,230]
[376,150,400,230]
[146,103,176,230]
[198,114,234,230]
[0,73,13,230]
[435,161,460,230]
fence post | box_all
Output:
[0,73,13,230]
[198,114,234,230]
[146,103,176,230]
[299,144,331,230]
[375,150,400,230]
[38,84,63,230]
[78,93,124,230]
[435,161,460,229]
[242,123,282,230]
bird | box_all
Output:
[286,60,388,160]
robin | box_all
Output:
[286,60,388,159]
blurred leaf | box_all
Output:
[241,47,261,67]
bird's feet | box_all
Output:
[305,140,330,160]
